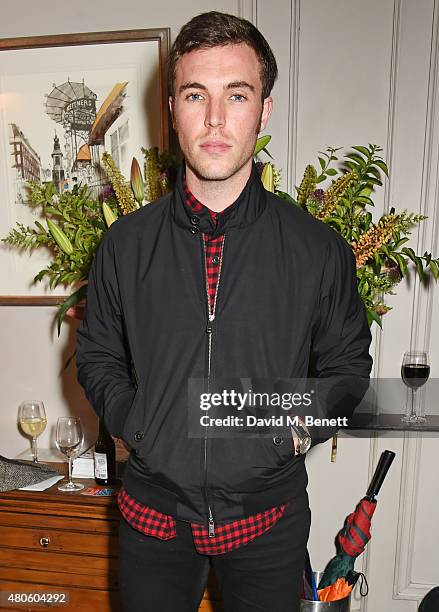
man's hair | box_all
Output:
[167,11,278,104]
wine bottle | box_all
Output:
[94,417,116,485]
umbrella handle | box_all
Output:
[304,548,319,601]
[365,450,395,501]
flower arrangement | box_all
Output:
[255,140,439,327]
[1,147,178,335]
[2,137,438,341]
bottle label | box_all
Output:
[94,452,108,479]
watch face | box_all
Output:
[299,436,311,454]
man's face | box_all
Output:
[169,43,272,181]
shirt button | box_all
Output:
[273,436,283,446]
[134,430,144,441]
[190,215,200,225]
[212,255,220,265]
[190,226,199,234]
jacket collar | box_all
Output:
[171,157,267,239]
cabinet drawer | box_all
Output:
[0,511,117,537]
[0,524,117,557]
[0,551,118,590]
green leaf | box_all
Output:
[275,190,296,204]
[414,255,424,280]
[394,237,409,248]
[34,221,47,234]
[374,159,389,177]
[262,147,274,159]
[55,283,88,336]
[33,269,48,283]
[402,246,417,261]
[364,175,383,186]
[367,166,382,179]
[44,207,63,216]
[358,186,373,198]
[428,260,439,281]
[344,161,361,172]
[352,145,371,157]
[326,168,338,176]
[325,216,344,229]
[354,196,375,207]
[318,157,326,170]
[367,308,383,328]
[346,153,366,167]
[254,135,271,156]
[394,253,408,275]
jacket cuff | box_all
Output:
[104,388,137,440]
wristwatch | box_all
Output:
[290,420,312,455]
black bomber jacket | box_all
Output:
[76,158,373,529]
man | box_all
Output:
[76,10,373,612]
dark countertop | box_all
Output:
[345,412,439,432]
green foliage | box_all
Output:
[2,182,105,292]
[257,138,439,328]
[299,144,439,326]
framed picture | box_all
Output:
[0,28,170,305]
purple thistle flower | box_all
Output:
[255,161,265,176]
[310,189,324,203]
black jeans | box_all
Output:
[118,495,311,612]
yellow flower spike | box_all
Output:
[318,171,357,220]
[261,162,274,192]
[297,165,317,208]
[102,201,118,228]
[102,152,138,215]
[351,213,398,268]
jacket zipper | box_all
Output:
[202,233,226,538]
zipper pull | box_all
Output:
[208,505,215,537]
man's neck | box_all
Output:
[184,159,252,213]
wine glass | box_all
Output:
[401,351,430,423]
[18,401,47,463]
[55,417,84,491]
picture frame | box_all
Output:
[0,28,170,305]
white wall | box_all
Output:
[1,1,438,610]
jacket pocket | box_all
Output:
[267,434,296,467]
[121,383,146,450]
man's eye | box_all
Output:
[186,93,203,101]
[231,94,246,102]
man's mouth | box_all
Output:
[200,141,231,153]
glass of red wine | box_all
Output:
[401,351,430,423]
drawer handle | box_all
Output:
[39,536,50,548]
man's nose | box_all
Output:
[204,99,225,128]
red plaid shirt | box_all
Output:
[118,172,288,554]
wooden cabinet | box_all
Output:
[0,464,222,611]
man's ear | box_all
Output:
[259,96,273,132]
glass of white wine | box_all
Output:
[55,417,84,491]
[18,400,47,463]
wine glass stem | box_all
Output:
[31,437,38,463]
[411,389,417,417]
[68,456,73,485]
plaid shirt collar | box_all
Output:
[173,158,265,239]
[182,172,234,228]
